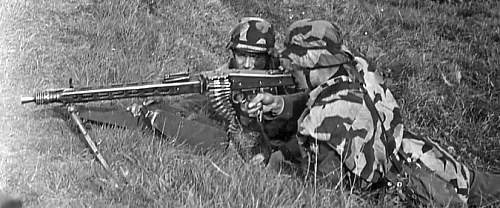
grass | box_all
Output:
[1,0,499,207]
[225,0,500,171]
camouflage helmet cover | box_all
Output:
[227,17,275,54]
[281,19,351,69]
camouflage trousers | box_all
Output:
[300,131,500,207]
[402,131,500,207]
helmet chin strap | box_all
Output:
[302,63,349,90]
[302,68,315,90]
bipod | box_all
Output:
[67,104,121,188]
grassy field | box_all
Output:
[0,0,499,207]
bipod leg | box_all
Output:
[67,105,112,173]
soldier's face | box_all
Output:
[280,58,309,90]
[233,50,269,70]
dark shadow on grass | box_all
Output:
[0,198,22,208]
[50,104,232,160]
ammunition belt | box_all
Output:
[206,75,237,122]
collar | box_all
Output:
[306,75,352,108]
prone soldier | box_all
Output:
[78,17,299,163]
[245,19,500,207]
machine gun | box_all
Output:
[21,69,296,173]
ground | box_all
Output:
[0,0,499,207]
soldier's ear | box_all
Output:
[266,48,280,70]
[228,57,237,69]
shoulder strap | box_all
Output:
[361,88,404,173]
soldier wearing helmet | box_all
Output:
[218,17,300,164]
[217,17,278,71]
[76,17,299,165]
[245,19,500,207]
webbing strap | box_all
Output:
[302,69,314,90]
[361,89,404,174]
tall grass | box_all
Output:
[224,0,500,171]
[2,0,499,207]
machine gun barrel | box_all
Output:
[21,80,203,105]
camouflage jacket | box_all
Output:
[279,56,404,183]
[279,56,473,204]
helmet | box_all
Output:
[281,19,352,69]
[227,17,275,54]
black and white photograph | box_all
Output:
[0,0,499,207]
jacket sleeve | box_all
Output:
[273,92,308,120]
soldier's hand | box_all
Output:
[245,92,284,117]
[126,103,145,117]
[126,100,155,117]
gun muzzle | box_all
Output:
[20,90,63,105]
[21,96,35,104]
